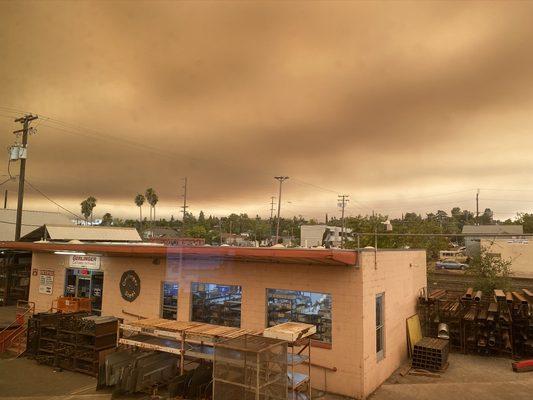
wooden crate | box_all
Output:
[263,322,316,342]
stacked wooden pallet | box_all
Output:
[412,337,449,371]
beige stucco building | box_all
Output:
[1,241,426,399]
[481,238,533,278]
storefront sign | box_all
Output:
[120,270,141,302]
[39,270,54,295]
[70,255,101,270]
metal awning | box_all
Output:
[0,241,357,266]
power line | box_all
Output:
[25,179,83,220]
[0,219,41,227]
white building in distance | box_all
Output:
[300,224,352,248]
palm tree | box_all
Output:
[134,194,145,231]
[145,188,155,224]
[150,192,159,223]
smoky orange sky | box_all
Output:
[1,0,533,221]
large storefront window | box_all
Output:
[161,281,179,320]
[64,269,104,315]
[191,282,242,327]
[267,289,332,344]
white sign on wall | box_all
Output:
[69,255,101,270]
[39,270,55,295]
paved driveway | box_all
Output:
[370,353,533,400]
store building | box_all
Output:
[0,241,426,399]
[1,225,141,308]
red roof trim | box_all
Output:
[0,241,357,266]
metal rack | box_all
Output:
[119,318,263,375]
[419,288,533,358]
[263,322,315,400]
[213,334,288,400]
[0,252,31,306]
[119,319,317,399]
[30,312,118,376]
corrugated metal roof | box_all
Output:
[0,209,73,241]
[462,225,523,235]
[44,225,142,242]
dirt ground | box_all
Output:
[0,353,532,399]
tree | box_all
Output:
[87,196,97,224]
[480,208,494,225]
[101,212,113,226]
[80,199,91,223]
[466,248,512,294]
[145,188,156,224]
[150,192,159,222]
[198,211,206,225]
[134,194,145,230]
[80,196,97,224]
[515,213,533,233]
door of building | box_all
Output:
[64,269,104,315]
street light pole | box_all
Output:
[274,176,289,244]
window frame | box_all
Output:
[160,281,179,320]
[190,282,242,328]
[265,288,333,347]
[376,292,385,361]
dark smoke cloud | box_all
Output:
[1,1,533,219]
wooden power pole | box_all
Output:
[13,114,38,240]
[338,194,349,248]
[274,176,289,244]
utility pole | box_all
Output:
[476,188,480,225]
[13,114,38,240]
[274,176,289,245]
[181,177,188,230]
[269,196,275,239]
[338,194,349,248]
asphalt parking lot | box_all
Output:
[1,352,532,399]
[370,353,533,400]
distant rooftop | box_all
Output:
[462,224,523,235]
[20,224,142,242]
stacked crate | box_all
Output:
[28,312,118,376]
[412,337,449,371]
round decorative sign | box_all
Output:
[120,270,141,302]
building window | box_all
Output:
[266,289,332,344]
[376,292,385,361]
[191,282,242,327]
[161,282,179,320]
